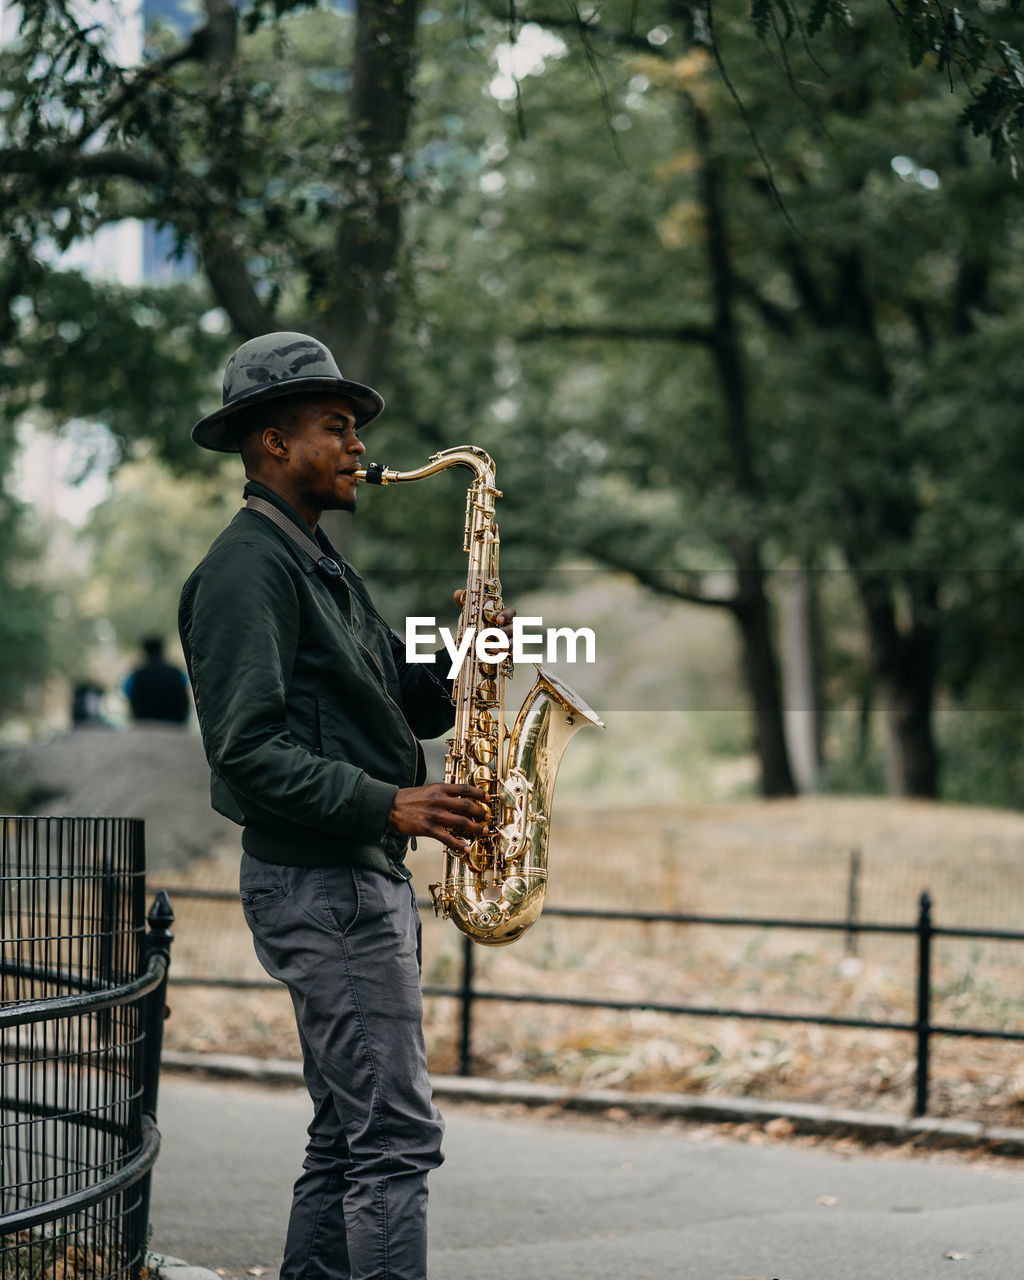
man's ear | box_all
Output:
[262,426,290,459]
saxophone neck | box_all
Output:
[355,445,497,489]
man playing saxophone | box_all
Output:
[178,331,515,1280]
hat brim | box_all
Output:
[191,376,385,453]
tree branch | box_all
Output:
[1,140,278,337]
[583,542,738,611]
[197,230,281,337]
[68,25,213,154]
[0,148,171,185]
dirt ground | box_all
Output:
[150,794,1024,1130]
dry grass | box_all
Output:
[0,1232,149,1280]
[152,796,1024,1127]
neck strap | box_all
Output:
[245,495,343,578]
[245,495,452,701]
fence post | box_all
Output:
[845,848,861,957]
[458,934,475,1077]
[914,890,933,1117]
[142,891,174,1118]
[134,891,174,1279]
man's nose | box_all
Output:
[349,433,366,454]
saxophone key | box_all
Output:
[501,875,528,905]
[465,839,492,875]
[470,899,505,930]
[471,762,494,789]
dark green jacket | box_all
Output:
[178,480,454,875]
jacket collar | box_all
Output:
[242,480,362,580]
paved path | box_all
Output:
[149,1076,1024,1280]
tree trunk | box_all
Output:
[783,231,940,799]
[857,573,940,797]
[878,672,938,797]
[691,97,796,797]
[322,0,421,383]
[732,543,798,797]
[191,0,421,383]
[319,0,421,550]
[779,566,822,792]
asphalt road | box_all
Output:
[148,1076,1024,1280]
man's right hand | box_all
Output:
[387,783,490,853]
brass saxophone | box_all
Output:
[355,445,604,946]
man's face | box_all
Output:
[281,394,366,514]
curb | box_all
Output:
[148,1253,222,1280]
[160,1050,1024,1156]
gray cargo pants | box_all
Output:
[239,854,445,1280]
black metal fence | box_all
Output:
[1,817,174,1280]
[439,894,1024,1116]
[158,884,1024,1117]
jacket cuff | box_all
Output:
[354,774,400,840]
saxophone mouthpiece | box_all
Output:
[355,462,386,485]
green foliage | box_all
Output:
[0,1,406,458]
[939,706,1024,810]
[79,455,242,651]
[0,262,234,471]
[0,445,54,716]
[746,0,1024,166]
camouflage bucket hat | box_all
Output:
[191,331,385,453]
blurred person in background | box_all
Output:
[124,635,191,724]
[71,679,109,727]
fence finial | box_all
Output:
[147,890,175,959]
